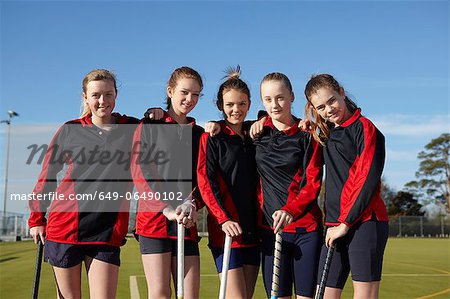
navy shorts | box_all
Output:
[139,236,199,256]
[44,240,121,268]
[317,221,389,289]
[261,229,322,298]
[211,246,260,273]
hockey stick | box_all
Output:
[218,235,233,299]
[270,232,283,299]
[32,239,44,299]
[177,223,185,299]
[316,246,335,299]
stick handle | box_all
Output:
[32,239,44,299]
[316,246,335,299]
[219,235,233,299]
[177,223,185,299]
[270,232,283,299]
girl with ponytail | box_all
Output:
[304,74,388,299]
[197,66,260,298]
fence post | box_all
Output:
[14,215,17,236]
[203,208,206,234]
[441,216,445,236]
[398,216,402,237]
[420,216,423,237]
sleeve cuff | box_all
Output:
[217,217,231,226]
[280,206,298,219]
[337,217,353,227]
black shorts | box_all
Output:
[139,235,200,256]
[317,220,389,289]
[210,246,260,273]
[261,229,322,298]
[44,240,121,268]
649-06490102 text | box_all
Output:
[10,191,184,202]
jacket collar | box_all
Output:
[79,112,129,126]
[162,111,197,127]
[220,120,242,136]
[340,108,361,128]
[263,116,300,136]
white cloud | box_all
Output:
[372,114,450,137]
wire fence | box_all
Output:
[0,211,28,241]
[1,210,449,242]
[194,212,450,238]
[388,215,450,237]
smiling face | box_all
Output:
[167,77,201,116]
[260,80,294,124]
[308,87,350,126]
[83,79,116,124]
[222,89,250,125]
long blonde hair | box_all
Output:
[260,72,293,96]
[304,74,358,145]
[80,69,117,118]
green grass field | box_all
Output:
[0,238,449,298]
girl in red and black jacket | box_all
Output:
[131,66,204,299]
[252,72,324,299]
[28,69,139,299]
[304,74,389,299]
[197,67,260,298]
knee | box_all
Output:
[148,284,171,299]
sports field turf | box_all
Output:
[0,238,449,298]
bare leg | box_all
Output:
[353,281,380,299]
[52,264,82,299]
[172,255,200,299]
[85,256,119,299]
[142,253,172,299]
[218,268,246,299]
[242,264,259,299]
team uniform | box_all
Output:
[131,112,204,256]
[197,121,260,272]
[254,116,324,298]
[319,108,389,288]
[28,113,139,267]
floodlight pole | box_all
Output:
[1,110,19,234]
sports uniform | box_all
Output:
[28,113,139,266]
[318,108,389,288]
[197,121,259,272]
[254,116,323,298]
[131,112,204,255]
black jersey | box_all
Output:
[197,121,258,248]
[131,112,204,240]
[254,117,323,233]
[324,109,388,226]
[28,113,139,246]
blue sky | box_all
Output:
[0,0,449,213]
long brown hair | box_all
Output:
[166,66,203,110]
[304,74,358,145]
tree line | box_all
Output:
[382,133,449,218]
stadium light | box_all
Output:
[1,110,19,234]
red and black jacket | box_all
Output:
[28,113,139,246]
[197,121,259,248]
[131,112,204,241]
[324,109,388,227]
[254,117,323,233]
